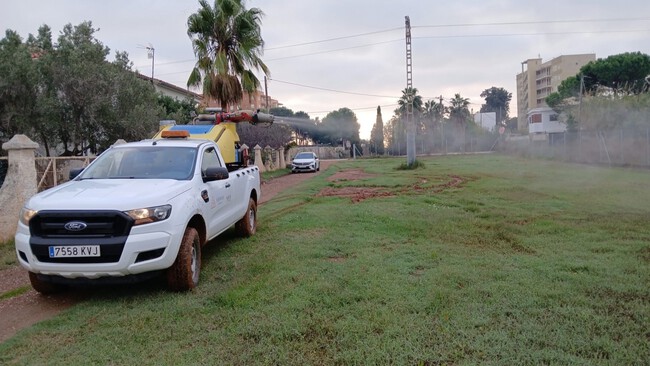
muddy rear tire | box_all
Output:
[166,227,201,291]
[29,272,65,294]
[235,198,257,237]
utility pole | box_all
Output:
[405,16,416,166]
[264,76,269,113]
[578,74,585,127]
[146,45,155,82]
[439,95,445,153]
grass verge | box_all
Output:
[0,285,30,301]
[261,167,291,182]
[0,154,648,365]
[0,238,17,271]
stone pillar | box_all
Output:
[0,135,39,242]
[253,144,265,172]
[264,146,273,171]
[278,147,286,169]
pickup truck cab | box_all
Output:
[15,132,260,292]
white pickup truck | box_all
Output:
[15,132,261,292]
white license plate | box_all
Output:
[49,245,101,258]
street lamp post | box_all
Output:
[146,45,155,81]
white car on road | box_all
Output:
[291,152,320,173]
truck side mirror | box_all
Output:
[203,166,229,182]
[69,168,84,180]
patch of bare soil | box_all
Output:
[326,169,377,182]
[318,171,466,203]
[320,169,392,202]
[0,266,28,294]
[0,160,336,343]
[318,187,395,203]
[0,290,79,343]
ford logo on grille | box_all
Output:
[64,221,87,231]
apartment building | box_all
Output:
[236,89,281,112]
[516,54,595,131]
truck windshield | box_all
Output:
[295,153,314,159]
[78,146,197,180]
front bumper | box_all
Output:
[15,221,184,279]
[291,163,317,172]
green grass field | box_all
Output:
[1,154,648,365]
[0,238,16,271]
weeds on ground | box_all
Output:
[0,239,16,271]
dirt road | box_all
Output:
[0,161,334,343]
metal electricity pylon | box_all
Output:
[405,16,416,166]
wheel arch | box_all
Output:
[249,188,258,204]
[187,214,207,246]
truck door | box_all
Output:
[200,146,233,237]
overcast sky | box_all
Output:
[2,0,649,138]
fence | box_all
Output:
[503,128,650,167]
[35,156,96,192]
[378,129,502,157]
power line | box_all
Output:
[265,39,401,61]
[306,104,399,115]
[414,17,650,29]
[149,28,648,71]
[262,17,649,53]
[265,27,402,50]
[270,78,400,98]
[414,29,650,40]
[140,16,650,68]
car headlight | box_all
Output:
[124,204,172,225]
[20,207,38,225]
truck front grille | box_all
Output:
[29,210,134,263]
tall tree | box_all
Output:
[396,87,423,163]
[546,76,581,109]
[479,86,511,123]
[158,95,198,124]
[396,87,423,118]
[449,93,471,151]
[0,30,38,139]
[369,106,385,155]
[384,116,404,155]
[320,108,360,150]
[423,98,445,152]
[581,52,650,95]
[187,0,269,111]
[0,23,162,155]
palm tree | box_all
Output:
[396,87,423,117]
[187,0,269,110]
[423,99,446,152]
[448,93,470,151]
[396,87,422,165]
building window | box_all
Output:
[530,114,542,123]
[549,114,558,121]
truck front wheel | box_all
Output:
[167,227,201,291]
[29,272,65,294]
[235,198,257,237]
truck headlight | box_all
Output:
[20,207,38,225]
[125,205,172,226]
